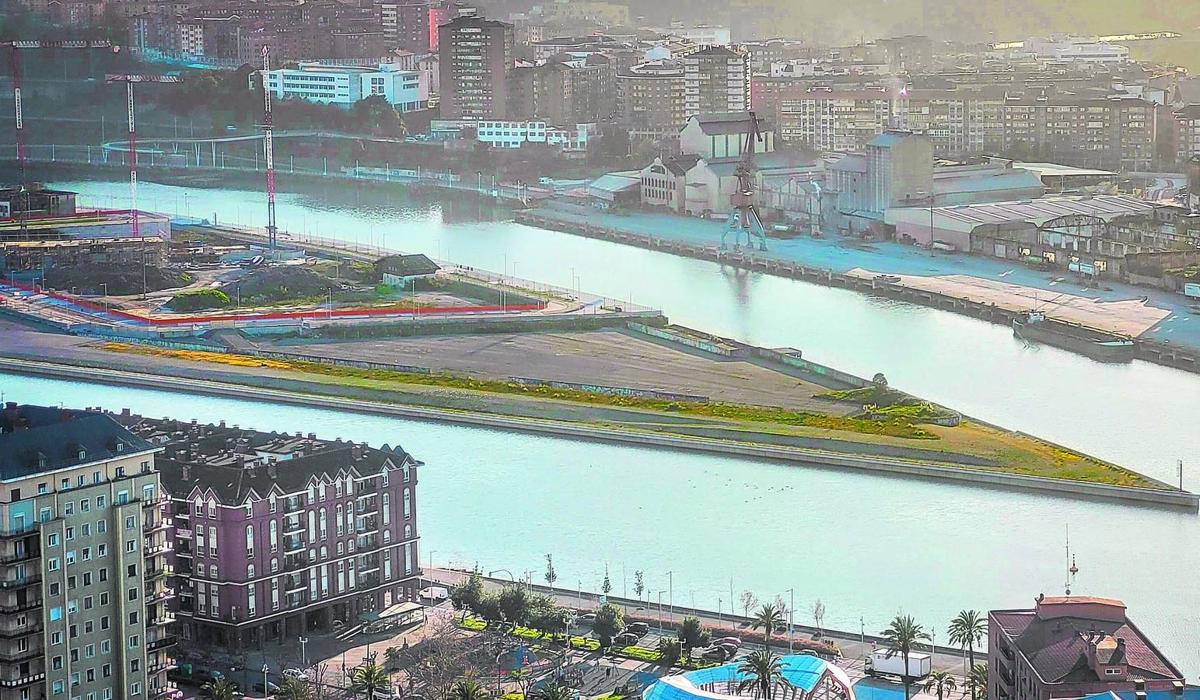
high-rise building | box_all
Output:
[115,416,424,649]
[989,595,1187,700]
[0,404,175,700]
[681,45,749,119]
[438,13,515,120]
[378,0,431,54]
[617,60,687,140]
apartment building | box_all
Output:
[617,60,687,140]
[0,404,175,700]
[117,416,423,649]
[377,0,431,54]
[777,87,897,153]
[989,595,1186,700]
[511,55,615,126]
[438,13,515,120]
[681,45,749,118]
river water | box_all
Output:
[12,174,1200,674]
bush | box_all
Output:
[169,288,231,311]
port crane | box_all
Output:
[3,40,111,239]
[104,72,182,297]
[721,111,768,251]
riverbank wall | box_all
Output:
[514,210,1200,375]
[4,356,1194,511]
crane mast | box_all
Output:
[721,111,768,251]
[262,45,277,257]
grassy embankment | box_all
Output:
[98,342,1159,489]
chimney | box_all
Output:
[181,465,190,481]
[267,456,278,479]
[351,444,363,460]
[219,420,226,428]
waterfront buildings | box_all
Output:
[510,55,616,126]
[989,595,1186,700]
[617,60,687,141]
[262,62,429,111]
[681,45,750,118]
[0,185,77,221]
[0,404,175,700]
[438,13,515,120]
[117,415,423,648]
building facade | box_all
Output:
[262,63,428,110]
[681,45,750,118]
[116,416,424,649]
[616,60,687,140]
[377,0,431,54]
[438,13,515,120]
[989,595,1186,700]
[0,404,175,700]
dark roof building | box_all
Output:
[989,596,1187,700]
[376,253,440,282]
[0,403,154,479]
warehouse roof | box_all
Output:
[886,195,1162,234]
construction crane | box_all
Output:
[3,40,111,239]
[721,111,768,252]
[104,73,182,297]
[260,45,278,257]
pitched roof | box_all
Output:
[990,607,1183,686]
[688,112,762,136]
[0,405,155,481]
[377,253,440,277]
[868,130,921,148]
[830,154,867,173]
[664,154,701,175]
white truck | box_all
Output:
[865,650,932,679]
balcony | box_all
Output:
[284,496,303,513]
[175,542,193,558]
[0,525,38,540]
[283,535,305,554]
[0,575,41,590]
[355,515,379,533]
[0,548,40,566]
[148,613,176,627]
[0,619,42,639]
[283,553,307,571]
[0,598,43,614]
[0,648,41,663]
[148,635,177,652]
[283,516,304,534]
[355,499,379,516]
[145,565,172,581]
[356,534,378,550]
[285,576,306,593]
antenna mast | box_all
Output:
[261,45,277,257]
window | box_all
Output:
[403,488,411,518]
[271,557,278,573]
[245,503,253,519]
[246,525,255,558]
[319,508,327,538]
[207,498,216,518]
[81,524,90,537]
[80,499,90,512]
[210,564,218,578]
[48,533,59,547]
[336,505,344,536]
[404,524,412,539]
[66,550,76,565]
[130,682,141,696]
[97,543,107,557]
[269,494,277,513]
[52,680,65,695]
[269,521,278,552]
[128,635,139,648]
[382,493,390,525]
[128,611,138,625]
[209,525,218,557]
[48,557,60,571]
[97,520,106,534]
[382,470,389,486]
[247,563,255,579]
[125,539,136,553]
[66,527,74,541]
[194,498,203,516]
[96,495,105,508]
[40,507,52,522]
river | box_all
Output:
[10,173,1200,674]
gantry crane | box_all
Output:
[104,73,182,297]
[260,45,278,256]
[720,111,768,252]
[3,40,111,239]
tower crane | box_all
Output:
[720,111,768,252]
[3,40,111,239]
[260,45,278,256]
[104,73,182,297]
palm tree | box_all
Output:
[449,678,492,700]
[962,663,988,700]
[925,671,958,700]
[350,660,393,700]
[535,683,575,700]
[277,676,315,700]
[750,603,785,648]
[882,614,931,700]
[658,638,683,667]
[948,611,987,700]
[201,678,240,700]
[736,649,789,700]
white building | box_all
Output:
[262,62,429,110]
[473,121,597,151]
[658,25,731,46]
[1024,36,1129,64]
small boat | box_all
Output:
[1013,311,1134,363]
[1188,305,1200,315]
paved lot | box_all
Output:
[270,330,851,413]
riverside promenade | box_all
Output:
[516,203,1200,372]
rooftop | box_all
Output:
[886,195,1163,233]
[377,253,440,277]
[0,404,156,481]
[991,596,1184,686]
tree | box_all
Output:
[449,678,491,700]
[350,661,392,700]
[593,603,624,648]
[882,614,931,700]
[544,554,557,587]
[811,600,826,638]
[352,95,404,136]
[385,646,403,671]
[633,571,645,601]
[497,585,531,625]
[601,566,612,597]
[740,591,758,618]
[925,671,958,700]
[962,663,988,700]
[401,616,493,700]
[677,616,711,657]
[535,683,574,700]
[526,595,570,637]
[201,679,240,700]
[736,650,789,700]
[451,571,485,620]
[657,638,682,667]
[277,676,315,700]
[508,668,535,698]
[751,603,785,647]
[948,611,986,700]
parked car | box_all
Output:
[281,668,307,680]
[613,632,640,647]
[576,612,597,624]
[701,646,732,662]
[253,680,281,693]
[712,636,742,647]
[624,622,649,636]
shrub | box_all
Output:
[169,288,231,311]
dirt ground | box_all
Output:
[269,330,850,414]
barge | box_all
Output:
[1013,311,1135,363]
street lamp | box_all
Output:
[657,591,664,632]
[784,588,794,653]
[667,571,673,623]
[427,550,436,572]
[299,636,308,667]
[488,569,515,582]
[261,664,269,696]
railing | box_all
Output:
[0,599,43,614]
[0,648,41,663]
[0,550,40,566]
[0,575,41,590]
[0,620,43,639]
[0,525,39,540]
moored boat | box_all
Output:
[1013,311,1135,363]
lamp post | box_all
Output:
[657,591,664,632]
[299,636,308,667]
[427,550,436,572]
[261,664,269,696]
[667,571,673,623]
[785,588,794,653]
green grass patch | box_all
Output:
[458,617,487,631]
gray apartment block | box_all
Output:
[0,404,175,700]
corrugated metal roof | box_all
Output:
[887,195,1162,233]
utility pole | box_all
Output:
[260,45,278,257]
[105,73,183,298]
